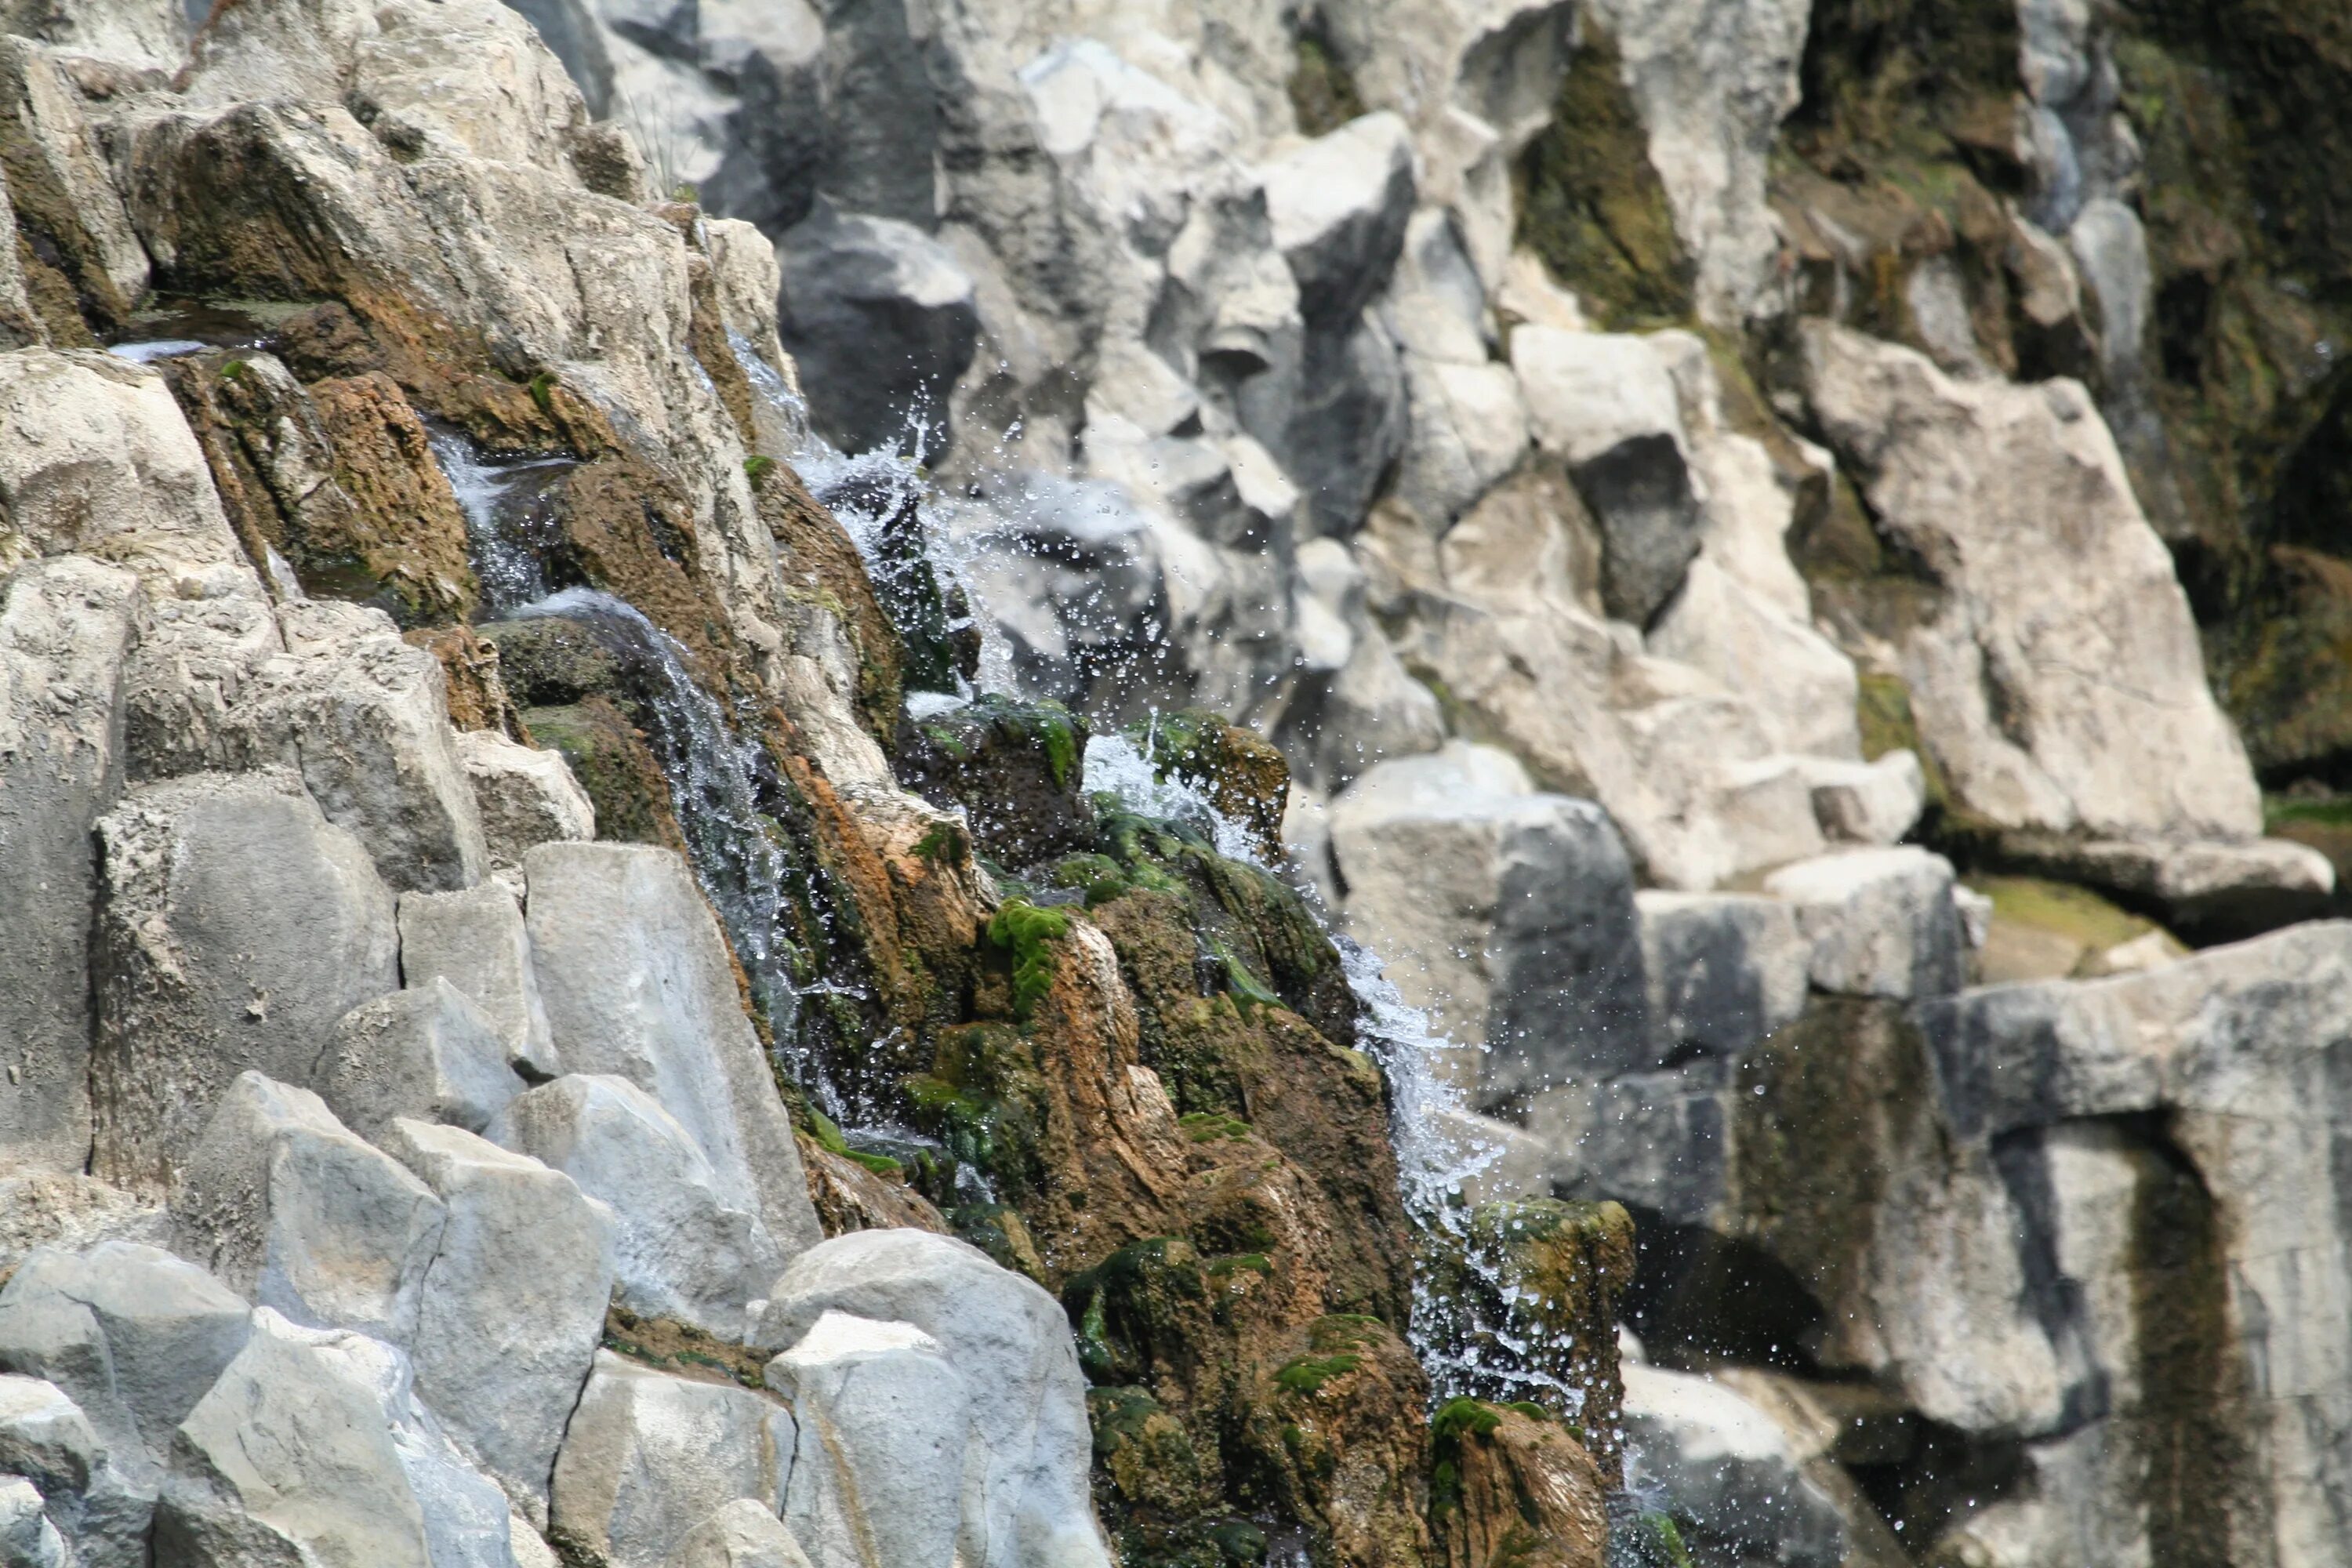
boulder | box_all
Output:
[775,201,978,456]
[523,843,822,1258]
[764,1312,971,1568]
[751,1229,1111,1568]
[1511,327,1701,623]
[0,350,252,597]
[1637,891,1809,1065]
[0,0,183,67]
[154,1306,517,1568]
[129,599,491,893]
[0,42,152,329]
[1801,324,2262,846]
[395,884,564,1081]
[0,557,139,1175]
[1259,112,1417,324]
[0,1372,147,1564]
[1329,745,1648,1100]
[1429,1402,1608,1568]
[664,1498,815,1568]
[314,980,524,1141]
[2042,835,2336,944]
[454,728,596,869]
[1762,848,1965,1002]
[381,1118,615,1521]
[488,1075,784,1343]
[89,770,401,1190]
[0,1241,251,1473]
[1234,310,1407,540]
[1619,1363,1851,1568]
[1795,751,1926,845]
[547,1352,793,1568]
[168,1073,447,1348]
[0,1477,64,1568]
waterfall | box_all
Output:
[427,427,575,615]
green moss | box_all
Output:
[913,820,969,866]
[1965,875,2158,953]
[526,370,558,415]
[1178,1111,1253,1143]
[1639,1512,1694,1568]
[1287,31,1365,137]
[218,358,247,380]
[744,455,776,489]
[1431,1397,1504,1443]
[987,898,1073,1020]
[1272,1352,1362,1396]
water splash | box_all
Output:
[1082,728,1263,866]
[426,427,575,613]
[500,589,816,1088]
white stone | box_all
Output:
[664,1498,815,1568]
[1795,750,1926,845]
[455,729,596,869]
[314,980,524,1141]
[1763,847,1965,1001]
[395,883,564,1082]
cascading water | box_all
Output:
[428,427,575,614]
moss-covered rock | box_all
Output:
[1236,1315,1432,1568]
[1429,1399,1608,1568]
[900,695,1094,867]
[516,698,685,852]
[759,460,907,747]
[1123,709,1293,864]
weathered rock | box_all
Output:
[0,1476,64,1568]
[0,1370,147,1565]
[488,1075,783,1343]
[663,1498,815,1568]
[523,843,822,1259]
[2029,834,2337,944]
[0,41,152,332]
[0,557,138,1175]
[0,350,253,597]
[395,883,562,1081]
[548,1352,792,1568]
[90,769,401,1190]
[314,980,523,1142]
[896,696,1091,868]
[0,0,183,67]
[169,1073,446,1348]
[1795,751,1925,846]
[1618,1363,1851,1568]
[454,728,597,869]
[0,1174,167,1276]
[1329,745,1648,1101]
[154,1306,517,1568]
[0,1240,251,1472]
[1430,1400,1608,1568]
[381,1118,615,1523]
[752,1229,1111,1568]
[775,201,978,456]
[1762,848,1965,1002]
[1637,891,1808,1065]
[1801,324,2263,846]
[1260,111,1417,324]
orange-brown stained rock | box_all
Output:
[1434,1405,1609,1568]
[1241,1315,1435,1568]
[760,461,905,749]
[797,1131,952,1237]
[405,622,526,738]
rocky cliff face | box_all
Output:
[3,0,2350,1566]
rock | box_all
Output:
[1801,324,2262,846]
[0,1174,167,1275]
[1260,112,1417,323]
[381,1119,615,1523]
[0,42,152,331]
[1762,848,1965,1002]
[454,728,597,869]
[314,980,524,1141]
[169,1073,447,1348]
[1637,891,1809,1065]
[0,350,253,597]
[1235,310,1408,540]
[751,1229,1111,1568]
[0,1477,64,1568]
[775,201,978,457]
[0,1240,251,1472]
[896,696,1092,868]
[1429,1401,1608,1568]
[1795,751,1926,845]
[1618,1363,1852,1568]
[0,1372,147,1565]
[395,884,563,1081]
[2044,835,2336,944]
[1329,745,1648,1101]
[663,1498,815,1568]
[0,0,183,67]
[154,1306,518,1568]
[488,1075,784,1343]
[523,843,822,1260]
[89,769,401,1190]
[547,1352,792,1568]
[1511,326,1700,624]
[0,557,139,1174]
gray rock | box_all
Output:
[382,1118,615,1521]
[169,1073,446,1348]
[488,1076,783,1344]
[314,980,524,1142]
[0,1174,166,1276]
[0,557,139,1175]
[1621,1362,1853,1568]
[663,1498,814,1568]
[1796,751,1926,846]
[1260,112,1416,325]
[1512,326,1702,624]
[0,1240,250,1474]
[89,769,400,1190]
[523,843,821,1261]
[1762,848,1964,1001]
[395,884,563,1082]
[0,1476,64,1568]
[155,1306,517,1568]
[1637,891,1809,1065]
[764,1312,968,1568]
[1528,1066,1728,1228]
[0,45,152,325]
[752,1229,1111,1568]
[775,201,978,457]
[548,1352,793,1568]
[453,729,596,870]
[1235,310,1408,539]
[0,1374,145,1563]
[496,0,615,114]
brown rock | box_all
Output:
[1432,1403,1609,1568]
